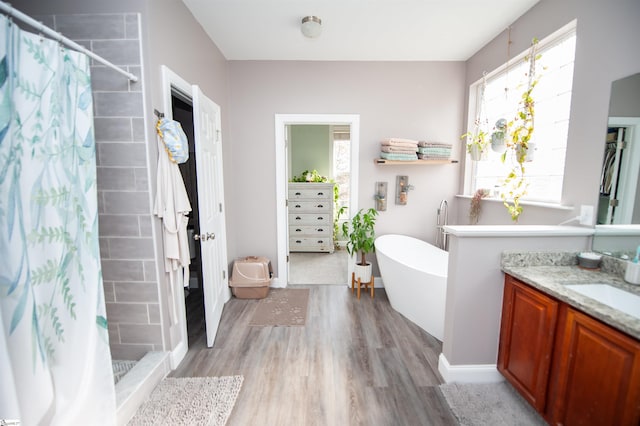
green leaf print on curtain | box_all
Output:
[0,16,116,425]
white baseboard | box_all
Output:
[438,353,504,384]
[170,339,187,370]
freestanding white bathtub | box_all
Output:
[375,234,448,341]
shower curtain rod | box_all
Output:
[0,1,138,82]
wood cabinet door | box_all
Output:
[551,307,640,426]
[498,275,559,412]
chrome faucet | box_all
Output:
[436,199,449,251]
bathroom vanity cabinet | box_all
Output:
[288,183,335,253]
[498,275,640,425]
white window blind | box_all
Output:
[468,24,577,203]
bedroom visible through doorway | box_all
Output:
[274,114,360,288]
[287,124,351,285]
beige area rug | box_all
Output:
[128,376,243,426]
[249,288,309,326]
[289,251,348,285]
[440,381,546,425]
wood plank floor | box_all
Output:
[171,285,458,425]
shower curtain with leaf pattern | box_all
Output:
[0,16,116,425]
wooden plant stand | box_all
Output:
[351,272,374,299]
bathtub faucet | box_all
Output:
[436,199,449,251]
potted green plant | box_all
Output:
[463,127,489,161]
[491,118,508,153]
[342,208,378,282]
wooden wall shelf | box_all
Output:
[374,159,459,165]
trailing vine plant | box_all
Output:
[461,74,490,161]
[501,38,541,221]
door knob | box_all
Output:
[193,232,215,241]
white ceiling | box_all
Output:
[181,0,540,61]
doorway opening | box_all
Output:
[171,94,205,345]
[161,65,230,368]
[287,124,351,284]
[274,114,360,288]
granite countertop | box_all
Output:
[501,251,640,341]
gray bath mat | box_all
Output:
[128,376,243,425]
[440,381,546,425]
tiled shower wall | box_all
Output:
[47,13,162,360]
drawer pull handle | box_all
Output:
[296,240,302,243]
[295,229,302,232]
[295,204,301,208]
[317,192,324,195]
[317,228,324,232]
[295,216,301,220]
[317,204,323,208]
[317,217,323,220]
[295,192,301,195]
[317,240,324,243]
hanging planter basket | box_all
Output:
[468,144,489,161]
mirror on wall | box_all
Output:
[592,73,640,257]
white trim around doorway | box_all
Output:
[274,114,360,288]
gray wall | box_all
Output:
[227,61,465,273]
[457,0,640,226]
[609,73,640,118]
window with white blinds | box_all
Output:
[467,23,577,203]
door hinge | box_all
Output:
[286,199,289,207]
[286,255,289,263]
[216,129,221,142]
[222,270,226,280]
[219,203,222,212]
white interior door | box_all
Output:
[193,85,228,347]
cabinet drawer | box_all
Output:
[289,213,331,226]
[289,200,331,213]
[288,187,333,200]
[289,225,331,236]
[289,237,333,252]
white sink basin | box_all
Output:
[565,284,640,320]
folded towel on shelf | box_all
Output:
[380,152,417,161]
[418,153,451,160]
[418,141,452,148]
[381,145,419,154]
[381,138,419,148]
[418,146,451,154]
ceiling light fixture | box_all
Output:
[301,16,322,38]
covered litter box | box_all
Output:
[229,256,273,299]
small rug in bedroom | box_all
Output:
[249,288,309,326]
[439,381,547,426]
[127,376,243,426]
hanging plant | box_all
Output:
[501,38,541,221]
[490,118,508,153]
[469,188,490,224]
[462,74,490,161]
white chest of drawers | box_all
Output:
[288,182,335,253]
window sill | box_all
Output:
[455,194,574,211]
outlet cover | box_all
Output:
[580,205,594,225]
